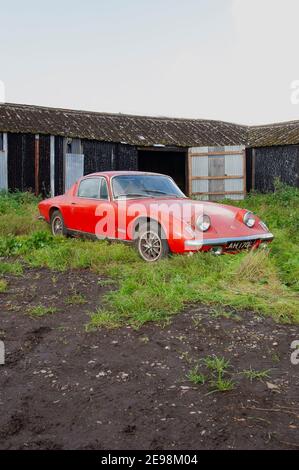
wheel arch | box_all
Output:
[134,216,170,261]
[49,206,61,220]
[131,216,168,240]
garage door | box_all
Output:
[188,145,246,200]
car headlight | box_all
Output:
[196,214,211,232]
[243,211,255,228]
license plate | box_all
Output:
[226,240,255,251]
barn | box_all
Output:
[0,102,298,200]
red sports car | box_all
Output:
[38,171,274,262]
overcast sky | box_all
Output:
[1,0,299,124]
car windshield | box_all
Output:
[112,175,186,200]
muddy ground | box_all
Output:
[0,267,299,450]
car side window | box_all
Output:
[100,178,109,200]
[78,178,100,199]
[78,177,109,200]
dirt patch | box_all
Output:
[0,267,299,450]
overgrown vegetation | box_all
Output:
[0,182,299,328]
[226,180,299,292]
[0,190,41,236]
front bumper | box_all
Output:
[184,232,274,251]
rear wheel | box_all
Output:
[136,221,169,262]
[50,210,66,237]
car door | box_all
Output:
[68,176,112,236]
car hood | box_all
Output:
[123,197,268,238]
[124,197,240,220]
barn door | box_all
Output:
[64,138,84,191]
[188,145,246,200]
[0,133,8,191]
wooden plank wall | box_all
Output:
[39,134,51,197]
[252,145,299,192]
[0,132,7,190]
[188,145,246,200]
[7,133,35,192]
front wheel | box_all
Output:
[50,210,66,237]
[136,222,169,262]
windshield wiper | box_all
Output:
[115,193,151,199]
[143,190,180,197]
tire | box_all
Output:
[135,221,169,262]
[50,210,66,237]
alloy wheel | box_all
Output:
[139,230,162,261]
[52,216,63,236]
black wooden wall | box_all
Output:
[39,135,51,197]
[252,145,299,192]
[52,138,138,195]
[83,141,117,174]
[54,136,64,196]
[116,143,138,170]
[7,133,35,192]
[245,148,253,192]
[83,140,138,177]
[6,134,139,195]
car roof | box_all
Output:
[84,171,167,179]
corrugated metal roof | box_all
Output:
[1,102,299,148]
[0,103,248,147]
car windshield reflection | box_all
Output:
[112,175,186,200]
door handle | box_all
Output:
[71,202,77,205]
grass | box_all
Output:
[0,279,7,292]
[65,293,87,305]
[192,315,202,328]
[0,261,23,275]
[271,352,281,363]
[27,304,57,317]
[0,183,299,328]
[203,355,231,374]
[209,377,235,392]
[187,358,273,392]
[242,367,271,382]
[0,190,41,236]
[86,308,121,330]
[187,365,206,385]
[187,356,235,393]
[226,180,299,292]
[210,305,241,321]
[203,355,235,393]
